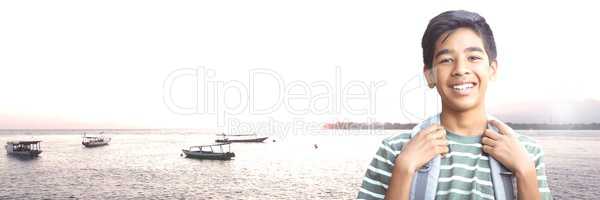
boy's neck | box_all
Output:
[440,107,488,137]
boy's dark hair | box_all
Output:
[422,10,497,69]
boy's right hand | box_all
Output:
[394,124,449,173]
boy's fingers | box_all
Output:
[434,128,446,139]
[488,120,512,135]
[440,128,447,138]
[433,138,448,146]
[426,124,443,133]
[417,124,441,138]
[441,138,449,146]
[483,129,500,140]
[481,137,495,147]
[427,128,446,140]
[482,145,494,154]
[438,146,449,154]
[435,134,449,157]
[419,124,443,138]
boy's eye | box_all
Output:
[468,56,482,62]
[439,58,453,64]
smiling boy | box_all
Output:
[357,10,551,199]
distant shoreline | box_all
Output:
[323,122,600,130]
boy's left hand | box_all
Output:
[481,120,535,174]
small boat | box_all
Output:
[5,141,43,157]
[182,142,235,160]
[215,133,268,143]
[82,132,111,147]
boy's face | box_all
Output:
[424,27,497,112]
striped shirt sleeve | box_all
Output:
[518,135,553,199]
[357,134,408,199]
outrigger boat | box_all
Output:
[82,132,111,147]
[5,141,43,157]
[182,142,235,160]
[215,133,268,143]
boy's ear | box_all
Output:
[489,60,498,81]
[423,65,436,88]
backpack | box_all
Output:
[408,114,515,200]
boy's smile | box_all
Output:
[449,79,477,96]
[425,27,497,112]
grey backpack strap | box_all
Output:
[424,157,441,200]
[487,118,516,200]
[410,164,429,200]
[409,114,515,200]
[409,114,442,200]
[410,157,440,200]
[489,158,515,200]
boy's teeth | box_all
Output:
[452,83,474,90]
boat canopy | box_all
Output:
[7,141,42,145]
[216,133,257,137]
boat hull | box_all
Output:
[215,137,268,143]
[5,141,43,157]
[6,149,42,157]
[182,150,235,160]
[82,142,110,147]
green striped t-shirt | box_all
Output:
[357,131,552,199]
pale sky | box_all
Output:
[1,0,599,129]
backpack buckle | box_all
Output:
[418,162,432,172]
[500,171,513,175]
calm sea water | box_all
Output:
[0,129,598,199]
